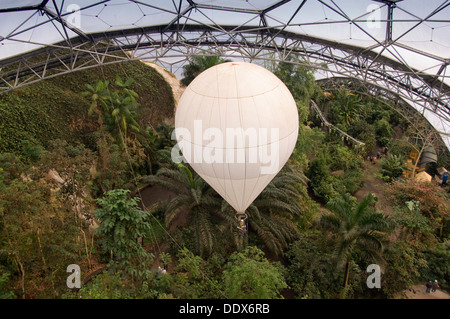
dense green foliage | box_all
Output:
[0,148,92,298]
[420,241,450,290]
[318,193,392,289]
[94,189,154,280]
[0,273,15,299]
[222,246,287,299]
[0,61,175,157]
[306,144,364,202]
[181,55,231,86]
[1,56,449,300]
[270,56,320,124]
[380,154,406,182]
[286,232,340,298]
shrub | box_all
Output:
[381,241,427,298]
[286,233,340,298]
[222,246,287,299]
[420,240,450,291]
[388,138,414,158]
[94,189,154,280]
[375,119,393,146]
[380,154,405,182]
[348,119,376,156]
[63,270,133,299]
[385,179,450,222]
[307,153,332,201]
[0,273,15,299]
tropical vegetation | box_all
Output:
[0,55,449,300]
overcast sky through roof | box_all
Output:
[0,0,449,148]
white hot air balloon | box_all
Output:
[174,61,298,217]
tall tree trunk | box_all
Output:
[37,228,57,297]
[81,228,92,270]
[412,143,426,178]
[343,259,350,288]
[18,259,25,299]
[2,217,26,298]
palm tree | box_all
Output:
[141,162,308,256]
[82,77,141,140]
[329,89,361,128]
[318,193,392,289]
[181,55,231,86]
[105,76,141,139]
[219,164,307,255]
[380,154,405,182]
[81,80,111,130]
[141,163,222,256]
[108,92,140,138]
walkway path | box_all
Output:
[354,160,393,216]
[310,100,365,147]
[399,283,450,299]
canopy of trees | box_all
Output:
[1,56,449,300]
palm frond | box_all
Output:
[249,219,284,256]
[319,193,391,276]
[192,210,215,256]
[164,194,191,227]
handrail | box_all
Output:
[310,100,365,147]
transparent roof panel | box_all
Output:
[194,0,280,11]
[0,0,45,11]
[1,0,449,63]
[1,0,449,85]
[0,1,449,149]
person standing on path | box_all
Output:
[432,280,439,292]
[426,281,433,293]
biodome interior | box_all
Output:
[0,0,449,148]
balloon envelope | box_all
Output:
[175,62,298,213]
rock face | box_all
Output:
[46,168,98,230]
[47,169,65,184]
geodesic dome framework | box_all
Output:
[0,0,449,149]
